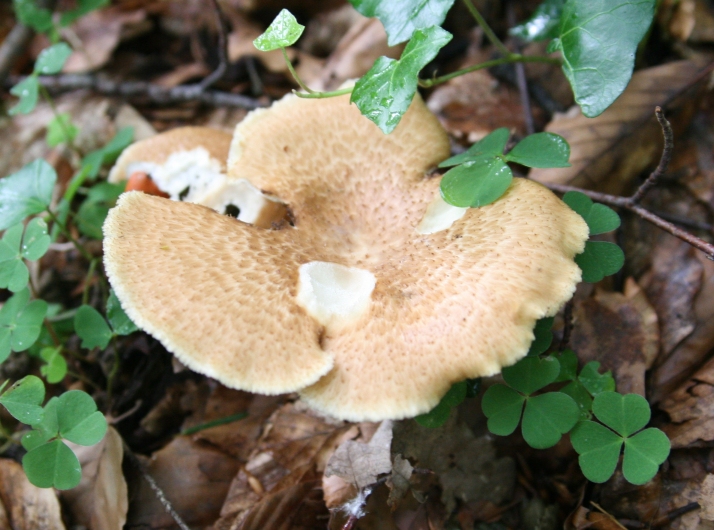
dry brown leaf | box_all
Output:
[662,0,714,42]
[61,426,128,530]
[569,278,659,396]
[699,474,714,521]
[0,458,66,530]
[386,454,413,508]
[530,60,710,194]
[325,420,392,489]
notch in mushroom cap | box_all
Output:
[103,93,589,421]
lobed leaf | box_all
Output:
[253,9,305,52]
[40,346,68,384]
[505,132,570,168]
[74,305,113,349]
[562,191,620,235]
[106,290,139,335]
[527,316,555,356]
[13,0,53,33]
[502,355,560,396]
[622,428,670,485]
[554,349,578,382]
[34,43,72,75]
[521,392,579,449]
[0,159,57,230]
[571,420,623,483]
[414,381,467,428]
[0,375,45,425]
[0,289,48,362]
[75,182,124,239]
[56,390,107,446]
[0,224,30,292]
[23,439,82,490]
[575,241,625,283]
[22,218,51,261]
[559,381,593,420]
[482,384,524,436]
[592,391,650,437]
[438,128,510,168]
[9,76,39,116]
[579,361,616,396]
[440,157,512,208]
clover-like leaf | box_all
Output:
[351,26,452,134]
[56,390,107,445]
[23,439,82,490]
[505,132,570,168]
[482,384,525,436]
[0,224,29,292]
[554,349,578,382]
[571,420,623,483]
[551,0,656,117]
[440,157,513,208]
[74,305,113,350]
[502,355,560,396]
[415,380,467,428]
[527,316,554,357]
[559,380,593,420]
[0,289,48,363]
[576,241,625,283]
[579,361,615,396]
[521,392,579,449]
[75,182,124,239]
[253,9,305,52]
[22,218,51,260]
[25,396,60,448]
[107,290,139,336]
[510,0,564,42]
[13,0,53,33]
[0,375,45,425]
[59,0,108,26]
[46,113,79,147]
[622,428,671,485]
[0,159,57,230]
[34,43,72,75]
[438,128,510,168]
[563,191,620,235]
[9,76,39,116]
[40,346,68,384]
[348,0,456,45]
[593,391,650,437]
[78,127,135,181]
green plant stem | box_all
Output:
[293,86,353,99]
[66,369,101,391]
[180,412,248,435]
[462,0,511,57]
[106,336,120,401]
[39,85,78,154]
[45,208,93,262]
[281,48,314,94]
[82,257,98,306]
[419,54,560,88]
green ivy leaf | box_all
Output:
[562,191,620,235]
[570,420,623,483]
[438,128,510,168]
[0,289,48,363]
[34,43,72,75]
[622,428,671,485]
[554,349,578,382]
[23,439,82,490]
[527,317,554,356]
[579,361,616,396]
[106,290,139,335]
[414,381,467,428]
[75,182,124,239]
[552,0,656,117]
[521,392,579,449]
[592,391,650,437]
[559,380,593,420]
[40,346,67,384]
[56,390,107,445]
[59,0,109,26]
[348,0,456,45]
[0,375,45,425]
[505,132,570,168]
[0,159,57,231]
[575,241,625,283]
[13,0,54,33]
[46,113,79,147]
[502,355,560,396]
[253,9,305,52]
[440,157,512,208]
[74,305,113,349]
[482,384,525,436]
[351,26,452,134]
[0,224,30,292]
[9,75,39,116]
[510,0,565,42]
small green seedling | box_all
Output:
[40,346,68,384]
[0,160,57,231]
[253,9,304,51]
[0,289,48,364]
[9,42,72,116]
[571,392,670,484]
[0,218,51,292]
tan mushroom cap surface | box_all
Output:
[107,126,233,183]
[103,93,589,421]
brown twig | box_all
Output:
[199,0,229,91]
[0,24,34,86]
[507,1,535,135]
[559,300,574,351]
[630,107,673,204]
[5,74,265,109]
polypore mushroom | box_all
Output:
[103,94,588,421]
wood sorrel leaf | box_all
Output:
[592,391,650,437]
[527,316,554,356]
[9,75,39,116]
[571,420,623,483]
[253,9,305,52]
[0,375,45,426]
[351,26,452,134]
[563,191,620,235]
[579,361,616,396]
[74,305,113,350]
[0,159,56,230]
[623,428,670,485]
[521,392,579,448]
[440,157,512,208]
[414,381,467,428]
[23,439,82,490]
[57,390,107,446]
[505,132,570,168]
[502,356,560,396]
[551,0,656,117]
[575,241,625,283]
[482,384,525,436]
[439,128,510,168]
[348,0,456,45]
[34,43,72,75]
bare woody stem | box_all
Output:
[630,107,673,204]
[198,0,229,91]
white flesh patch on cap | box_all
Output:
[192,179,284,225]
[416,194,468,235]
[296,261,376,332]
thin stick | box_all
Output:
[199,0,228,91]
[559,300,574,351]
[507,1,534,135]
[630,107,673,204]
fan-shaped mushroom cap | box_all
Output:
[104,93,588,421]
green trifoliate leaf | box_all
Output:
[0,375,45,426]
[75,182,124,239]
[56,390,107,446]
[13,0,53,33]
[510,0,565,42]
[34,43,72,75]
[40,346,68,384]
[438,128,510,168]
[26,396,60,447]
[106,290,139,336]
[502,355,560,396]
[253,9,305,52]
[440,157,512,208]
[351,26,452,134]
[0,159,57,230]
[74,305,113,349]
[527,316,554,356]
[592,391,650,437]
[505,132,570,168]
[59,0,109,26]
[0,224,29,292]
[579,361,615,396]
[0,289,48,362]
[570,420,623,483]
[552,0,656,117]
[22,218,51,260]
[554,349,578,382]
[622,428,670,485]
[9,75,39,115]
[22,429,54,451]
[576,241,625,283]
[415,381,467,428]
[348,0,456,45]
[482,384,525,436]
[46,113,79,147]
[563,191,620,235]
[23,439,82,490]
[521,392,579,449]
[559,381,593,420]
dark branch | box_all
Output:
[630,107,674,204]
[199,0,229,91]
[0,24,34,86]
